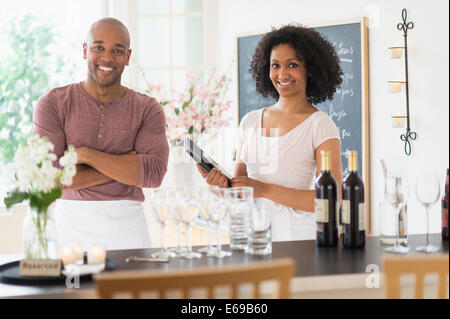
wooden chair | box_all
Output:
[95,258,295,299]
[383,254,449,299]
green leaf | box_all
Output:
[188,126,194,134]
[4,189,29,208]
[174,108,180,116]
[29,188,62,212]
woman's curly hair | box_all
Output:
[249,23,343,105]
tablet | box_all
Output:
[184,137,232,185]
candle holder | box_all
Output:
[388,8,417,156]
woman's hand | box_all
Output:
[230,176,268,198]
[196,164,229,188]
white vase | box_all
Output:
[22,205,58,259]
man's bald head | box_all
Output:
[86,17,130,50]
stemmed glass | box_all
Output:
[209,188,232,258]
[384,175,410,254]
[168,187,188,257]
[150,188,175,259]
[179,188,202,259]
[196,186,218,255]
[415,170,441,253]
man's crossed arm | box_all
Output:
[65,147,139,190]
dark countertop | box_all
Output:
[107,234,448,277]
[0,234,448,298]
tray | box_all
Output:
[0,258,116,286]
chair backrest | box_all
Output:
[383,254,449,299]
[95,258,295,299]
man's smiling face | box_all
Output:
[83,22,131,88]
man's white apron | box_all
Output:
[54,199,152,251]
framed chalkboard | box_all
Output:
[236,18,371,232]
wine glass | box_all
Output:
[384,175,410,254]
[150,188,175,259]
[179,188,202,259]
[196,186,218,255]
[167,187,188,257]
[209,188,232,258]
[415,170,441,253]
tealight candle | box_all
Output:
[390,47,403,59]
[72,243,84,265]
[392,115,406,128]
[388,81,403,93]
[59,245,77,267]
[88,245,106,265]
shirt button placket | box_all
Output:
[99,104,105,139]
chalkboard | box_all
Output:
[237,19,370,231]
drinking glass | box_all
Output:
[226,187,253,251]
[168,187,188,257]
[415,170,441,253]
[384,176,410,254]
[179,188,202,259]
[150,188,175,258]
[248,198,272,255]
[196,186,218,255]
[209,188,232,258]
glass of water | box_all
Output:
[248,198,273,255]
[226,187,253,251]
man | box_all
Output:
[33,18,169,251]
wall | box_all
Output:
[211,0,449,235]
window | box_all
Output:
[0,0,103,197]
[133,0,206,92]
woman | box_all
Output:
[197,24,343,241]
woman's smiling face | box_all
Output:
[269,43,309,99]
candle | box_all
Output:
[390,47,403,59]
[59,245,77,267]
[72,243,84,265]
[88,245,106,265]
[388,81,403,93]
[392,115,406,128]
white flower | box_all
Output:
[59,146,77,167]
[12,133,77,192]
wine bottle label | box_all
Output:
[359,202,366,231]
[341,200,350,224]
[315,199,329,223]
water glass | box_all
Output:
[208,188,232,258]
[226,187,253,251]
[196,186,218,255]
[247,198,272,255]
[384,176,410,254]
[150,188,175,259]
[415,170,441,253]
[179,188,202,259]
[168,187,188,257]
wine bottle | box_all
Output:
[341,151,365,248]
[315,150,338,247]
[442,168,449,240]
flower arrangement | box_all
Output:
[145,71,233,145]
[4,132,77,211]
[3,133,77,259]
